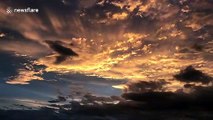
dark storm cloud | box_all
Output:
[45,40,78,56]
[2,86,213,120]
[122,92,194,110]
[81,93,124,104]
[22,84,213,118]
[174,66,213,84]
[45,40,78,64]
[126,80,168,93]
[122,86,213,110]
[1,108,213,120]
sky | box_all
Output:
[0,0,213,119]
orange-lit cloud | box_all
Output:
[112,12,128,20]
[0,0,212,91]
[7,66,43,85]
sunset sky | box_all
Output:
[0,0,213,119]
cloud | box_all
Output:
[121,89,213,110]
[0,0,212,96]
[0,0,213,119]
[0,0,212,82]
[48,96,66,103]
[125,80,168,93]
[45,40,78,56]
[79,0,97,8]
[174,66,213,84]
[0,27,50,57]
[45,40,78,64]
[6,68,43,85]
[2,86,213,119]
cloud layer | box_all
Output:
[0,0,212,85]
[0,1,213,119]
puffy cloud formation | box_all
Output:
[0,1,213,119]
[1,85,213,119]
[0,0,212,84]
[174,65,213,84]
